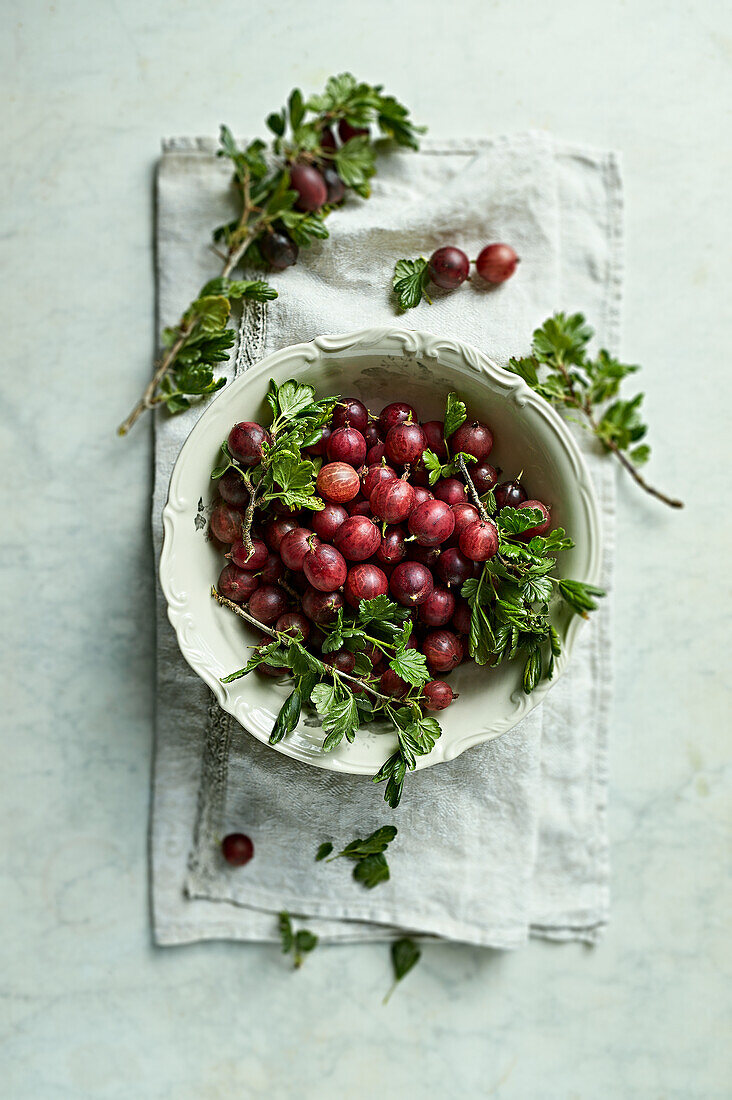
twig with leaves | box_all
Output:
[118,73,424,436]
[506,313,683,508]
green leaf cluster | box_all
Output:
[316,825,398,889]
[506,312,651,467]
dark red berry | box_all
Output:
[412,486,434,508]
[422,681,455,711]
[332,398,369,433]
[476,243,519,283]
[423,630,463,672]
[210,502,244,544]
[362,463,397,498]
[275,611,311,641]
[334,515,381,562]
[319,126,337,152]
[248,585,288,624]
[364,424,382,449]
[259,552,283,584]
[312,503,348,542]
[408,499,455,547]
[408,543,442,568]
[379,402,416,434]
[279,528,319,571]
[422,420,448,460]
[429,246,470,290]
[229,537,268,571]
[517,500,552,538]
[433,478,467,505]
[316,463,361,504]
[338,119,369,143]
[290,163,328,212]
[450,420,494,461]
[450,503,481,544]
[370,478,416,524]
[218,468,250,508]
[384,422,427,466]
[346,496,372,517]
[302,586,343,624]
[495,479,528,510]
[436,547,474,588]
[379,668,409,697]
[322,649,356,674]
[343,564,388,607]
[471,462,500,493]
[303,544,347,592]
[459,519,499,562]
[322,166,346,204]
[227,422,270,467]
[221,833,254,866]
[263,517,299,553]
[327,426,367,467]
[451,599,472,635]
[389,561,434,606]
[418,587,456,627]
[377,525,407,565]
[365,442,386,466]
[217,563,259,603]
[260,229,298,270]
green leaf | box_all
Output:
[315,842,333,861]
[334,135,376,194]
[596,394,648,452]
[357,594,411,626]
[389,647,430,688]
[266,110,286,136]
[288,88,305,129]
[376,93,425,150]
[278,911,294,954]
[557,579,606,617]
[392,257,430,311]
[280,210,329,247]
[269,689,301,745]
[294,929,318,957]
[444,392,467,440]
[523,647,542,693]
[421,448,443,486]
[384,937,421,1002]
[276,381,317,420]
[339,825,397,859]
[353,852,390,888]
[267,452,321,510]
[532,312,593,366]
[629,443,651,465]
[505,356,540,387]
[497,507,543,536]
[372,750,407,808]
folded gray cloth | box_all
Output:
[151,134,620,947]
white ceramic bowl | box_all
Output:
[160,327,601,776]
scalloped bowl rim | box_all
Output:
[159,326,602,775]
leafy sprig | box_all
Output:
[392,258,431,311]
[316,825,398,889]
[278,911,318,969]
[119,74,423,435]
[506,313,682,508]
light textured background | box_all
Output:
[1,1,730,1097]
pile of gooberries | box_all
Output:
[211,398,551,714]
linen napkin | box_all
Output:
[151,134,620,947]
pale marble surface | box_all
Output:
[1,1,730,1097]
